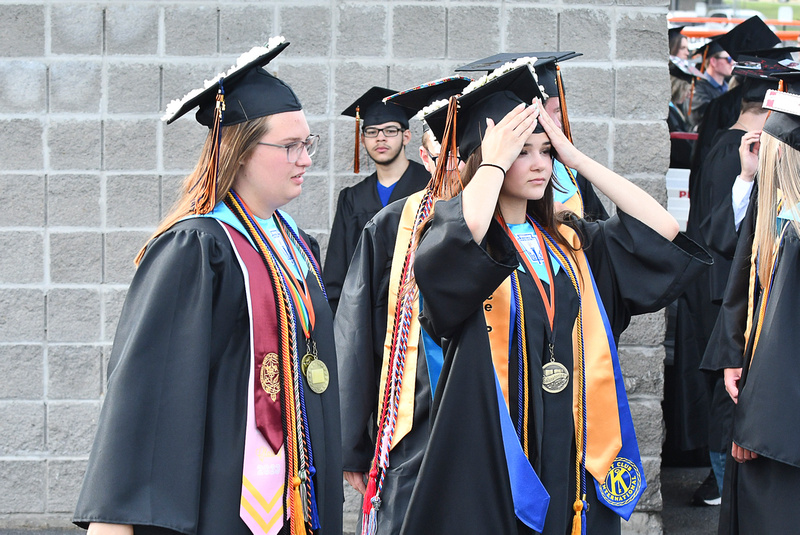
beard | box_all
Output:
[367,141,404,166]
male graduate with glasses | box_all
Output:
[324,87,430,312]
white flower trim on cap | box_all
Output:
[415,98,450,121]
[161,36,286,122]
[460,56,548,100]
[763,89,800,116]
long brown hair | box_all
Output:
[135,115,272,264]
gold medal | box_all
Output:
[305,358,330,394]
[260,352,281,401]
[301,353,315,375]
[542,360,569,394]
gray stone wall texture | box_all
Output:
[0,0,671,532]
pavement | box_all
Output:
[0,466,722,534]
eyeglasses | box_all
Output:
[258,134,320,163]
[713,55,734,64]
[363,126,404,138]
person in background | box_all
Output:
[324,87,429,313]
[72,40,343,535]
[670,26,690,61]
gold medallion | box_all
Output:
[305,359,330,394]
[301,353,316,375]
[260,352,281,401]
[542,361,569,394]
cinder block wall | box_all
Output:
[0,1,670,531]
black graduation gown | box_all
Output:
[323,161,430,313]
[73,218,343,535]
[690,78,729,130]
[573,171,609,222]
[401,197,711,535]
[718,223,800,534]
[335,198,432,535]
[668,104,694,170]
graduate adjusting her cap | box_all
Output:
[341,86,417,173]
[425,58,547,160]
[161,37,299,214]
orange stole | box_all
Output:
[377,191,426,449]
[485,224,622,482]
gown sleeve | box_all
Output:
[73,222,244,534]
[576,171,610,222]
[577,211,712,337]
[323,188,353,314]
[334,216,392,472]
[414,195,519,340]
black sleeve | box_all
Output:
[414,195,518,340]
[575,171,609,221]
[323,189,352,314]
[74,222,242,534]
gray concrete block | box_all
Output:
[336,4,387,57]
[0,289,45,342]
[278,62,330,116]
[0,61,46,113]
[616,12,668,62]
[0,461,46,514]
[103,288,128,343]
[47,345,102,400]
[506,8,559,52]
[305,118,330,170]
[560,9,611,61]
[562,66,614,119]
[637,458,663,511]
[283,173,330,230]
[220,5,274,54]
[447,6,500,60]
[103,119,158,171]
[388,63,450,95]
[616,66,670,121]
[630,400,664,457]
[162,119,208,172]
[165,6,218,57]
[51,5,104,55]
[333,62,388,120]
[627,175,668,208]
[47,175,101,227]
[107,62,161,114]
[571,120,609,167]
[343,481,360,532]
[105,231,151,285]
[161,174,185,217]
[106,175,161,227]
[0,175,45,227]
[620,311,666,347]
[48,120,102,171]
[0,345,43,399]
[623,511,662,535]
[162,61,227,116]
[49,232,103,284]
[47,460,88,513]
[106,5,159,55]
[613,122,669,176]
[392,6,446,58]
[49,61,102,114]
[46,289,100,343]
[46,402,100,456]
[0,5,44,57]
[0,402,45,454]
[0,119,43,170]
[278,6,332,57]
[619,345,665,398]
[0,231,43,284]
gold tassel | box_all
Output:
[193,90,224,214]
[570,499,584,535]
[556,65,572,143]
[354,106,361,174]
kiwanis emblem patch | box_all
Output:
[598,457,642,506]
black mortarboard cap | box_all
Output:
[456,52,580,98]
[669,57,703,84]
[714,16,781,61]
[385,76,472,115]
[341,87,415,128]
[163,39,300,127]
[762,89,800,151]
[737,46,800,62]
[668,26,686,43]
[733,55,785,102]
[769,69,800,93]
[426,62,547,159]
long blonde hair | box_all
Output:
[135,115,272,264]
[754,133,800,282]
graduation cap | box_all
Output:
[733,55,786,102]
[762,89,800,151]
[713,16,781,62]
[384,76,472,135]
[426,60,547,160]
[341,86,418,173]
[669,57,703,84]
[668,26,686,43]
[162,37,299,126]
[737,45,800,62]
[770,69,800,93]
